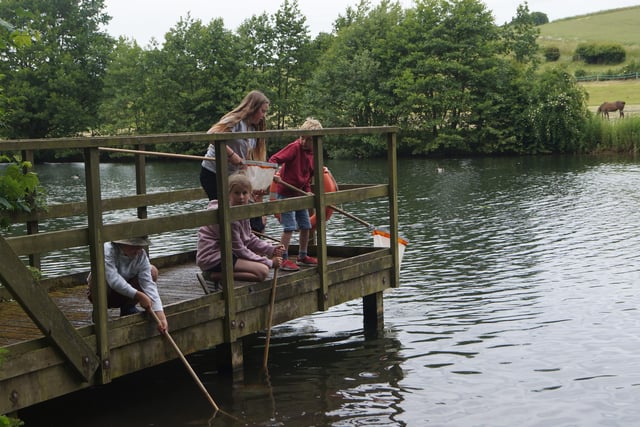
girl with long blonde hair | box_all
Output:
[199,90,270,200]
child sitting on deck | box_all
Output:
[197,173,283,282]
[87,236,168,333]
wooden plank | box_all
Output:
[134,144,148,219]
[8,188,206,223]
[387,131,401,288]
[7,228,88,257]
[0,127,399,151]
[4,189,382,257]
[84,147,110,385]
[313,137,330,312]
[0,236,98,381]
[7,186,379,226]
[325,185,388,205]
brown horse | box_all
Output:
[597,101,625,119]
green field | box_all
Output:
[539,6,640,45]
[536,5,640,108]
[580,80,640,108]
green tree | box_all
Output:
[0,0,113,139]
[502,3,540,64]
[145,15,243,136]
[391,0,506,154]
[269,0,312,129]
[0,16,35,130]
[308,0,404,156]
[98,14,245,152]
[236,0,313,130]
[98,38,150,134]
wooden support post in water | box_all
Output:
[215,341,245,382]
[363,291,384,338]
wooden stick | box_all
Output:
[262,267,280,369]
[273,176,375,229]
[252,230,282,243]
[99,146,215,162]
[148,309,220,411]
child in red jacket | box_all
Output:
[268,118,323,271]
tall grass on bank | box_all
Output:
[583,115,640,153]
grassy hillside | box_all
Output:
[539,6,640,45]
[536,6,640,108]
[537,6,640,73]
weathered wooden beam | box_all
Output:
[8,186,380,226]
[215,141,239,346]
[0,236,98,381]
[0,127,399,151]
[387,131,401,288]
[324,185,388,205]
[84,147,110,385]
[363,291,384,338]
[312,136,330,311]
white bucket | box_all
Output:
[372,229,408,266]
[244,160,278,192]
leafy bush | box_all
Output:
[620,60,640,74]
[544,46,560,62]
[574,43,626,65]
[530,11,549,26]
[0,413,24,427]
[574,69,588,78]
[0,155,46,229]
[521,68,590,153]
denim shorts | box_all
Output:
[277,194,311,232]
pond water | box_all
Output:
[17,155,640,426]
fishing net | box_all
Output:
[244,160,278,192]
[372,228,408,266]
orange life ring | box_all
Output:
[310,167,337,229]
[269,166,338,228]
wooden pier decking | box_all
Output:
[1,245,393,414]
[0,254,367,347]
[0,126,400,415]
[0,260,203,347]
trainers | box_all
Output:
[297,255,318,266]
[280,259,300,271]
[119,305,142,316]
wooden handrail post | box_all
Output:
[387,131,400,288]
[84,146,111,384]
[215,141,237,344]
[312,136,329,311]
[21,149,41,270]
[135,144,148,219]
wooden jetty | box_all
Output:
[0,127,401,416]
